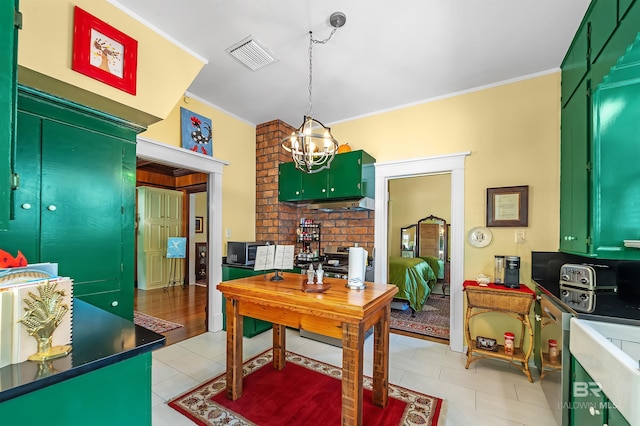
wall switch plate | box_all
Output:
[515,230,526,243]
[226,228,232,238]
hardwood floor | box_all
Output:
[134,284,208,346]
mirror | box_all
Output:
[400,224,417,257]
[417,215,448,280]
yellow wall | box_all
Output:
[332,73,561,287]
[388,174,451,257]
[17,0,205,125]
[143,96,257,253]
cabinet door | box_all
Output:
[560,80,589,254]
[571,358,607,426]
[592,79,640,259]
[589,0,618,64]
[330,151,364,199]
[302,168,329,199]
[40,120,124,287]
[561,21,589,107]
[0,0,18,231]
[278,162,304,201]
[1,111,42,260]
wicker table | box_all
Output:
[463,280,535,382]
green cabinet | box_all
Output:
[560,0,640,260]
[559,80,590,255]
[278,150,376,202]
[0,0,19,231]
[0,87,140,319]
[571,357,630,426]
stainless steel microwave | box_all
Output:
[227,242,262,266]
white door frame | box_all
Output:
[374,152,470,353]
[137,136,228,331]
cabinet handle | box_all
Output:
[21,203,32,210]
[564,236,576,241]
[330,187,335,192]
[322,188,326,193]
[588,406,600,416]
[47,205,57,211]
[111,300,119,307]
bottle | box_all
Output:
[316,263,324,284]
[548,339,558,363]
[504,332,515,356]
[494,255,505,284]
[306,264,315,284]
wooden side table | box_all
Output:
[463,280,535,382]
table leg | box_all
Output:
[372,305,390,408]
[342,321,365,426]
[273,323,286,370]
[225,297,243,400]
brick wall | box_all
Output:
[255,121,375,256]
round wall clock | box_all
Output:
[468,226,492,248]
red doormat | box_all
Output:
[390,295,450,340]
[168,349,444,425]
[133,311,183,333]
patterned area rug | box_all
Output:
[168,349,445,425]
[390,294,450,340]
[133,311,183,333]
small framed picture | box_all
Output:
[71,6,138,95]
[195,216,204,233]
[486,185,529,227]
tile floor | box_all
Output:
[151,329,558,426]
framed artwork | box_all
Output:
[181,108,213,156]
[167,237,186,259]
[195,216,204,233]
[71,6,138,95]
[486,185,529,227]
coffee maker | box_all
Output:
[504,256,520,288]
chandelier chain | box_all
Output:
[307,28,338,117]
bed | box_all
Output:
[388,256,438,314]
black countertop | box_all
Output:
[0,299,165,403]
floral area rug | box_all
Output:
[133,311,183,333]
[168,349,445,425]
[390,294,450,340]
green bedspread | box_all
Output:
[388,256,437,312]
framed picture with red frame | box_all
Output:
[71,6,138,95]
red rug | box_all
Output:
[168,349,444,425]
[133,311,183,333]
[390,294,450,340]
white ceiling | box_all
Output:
[111,0,590,126]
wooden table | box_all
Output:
[463,280,535,382]
[217,272,398,426]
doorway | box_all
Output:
[374,152,470,353]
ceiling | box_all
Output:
[112,0,590,127]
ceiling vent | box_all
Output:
[226,36,277,71]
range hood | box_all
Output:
[306,197,374,212]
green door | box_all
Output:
[0,111,42,261]
[560,80,589,254]
[302,167,329,199]
[589,0,618,63]
[40,120,124,290]
[571,358,606,426]
[0,0,19,230]
[278,161,304,201]
[329,151,364,199]
[561,21,589,107]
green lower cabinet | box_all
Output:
[0,353,153,426]
[221,265,301,337]
[571,357,631,426]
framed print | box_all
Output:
[486,185,529,227]
[167,237,186,259]
[181,108,213,156]
[195,216,204,233]
[71,6,138,95]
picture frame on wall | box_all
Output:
[71,6,138,95]
[195,216,204,233]
[486,185,529,227]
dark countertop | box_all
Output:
[0,299,165,403]
[535,280,640,327]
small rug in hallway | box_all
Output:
[168,349,445,425]
[133,311,183,333]
[390,294,450,340]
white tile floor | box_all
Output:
[151,330,558,426]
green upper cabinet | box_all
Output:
[278,161,304,202]
[619,0,634,20]
[0,0,19,231]
[278,150,376,203]
[588,0,618,64]
[560,80,590,255]
[561,20,589,107]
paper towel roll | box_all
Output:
[347,247,368,288]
